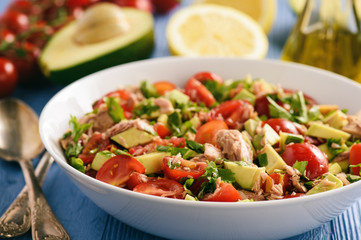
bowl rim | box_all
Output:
[40,56,361,208]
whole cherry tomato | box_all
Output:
[152,0,180,14]
[281,143,328,180]
[0,57,18,98]
[109,0,153,12]
[194,120,228,146]
[96,155,145,186]
[262,118,300,134]
[350,143,361,176]
[2,41,41,85]
[0,10,30,34]
[133,179,186,199]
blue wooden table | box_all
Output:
[1,0,360,239]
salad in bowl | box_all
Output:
[59,69,361,202]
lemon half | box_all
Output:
[193,0,276,33]
[166,4,269,59]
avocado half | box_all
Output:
[40,7,154,85]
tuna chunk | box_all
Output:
[154,98,174,114]
[216,129,253,163]
[204,143,223,164]
[78,104,114,133]
[103,119,153,139]
[342,114,361,138]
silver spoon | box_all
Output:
[0,98,70,240]
[0,152,54,237]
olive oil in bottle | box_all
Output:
[281,0,361,82]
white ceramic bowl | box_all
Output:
[40,57,361,240]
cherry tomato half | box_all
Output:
[153,81,176,95]
[0,58,18,98]
[262,118,300,134]
[208,100,253,129]
[350,143,361,176]
[202,182,241,202]
[78,132,110,164]
[193,71,223,84]
[162,157,207,182]
[195,120,228,146]
[153,123,171,138]
[127,172,154,189]
[281,143,328,180]
[96,155,145,186]
[185,77,216,107]
[133,179,186,199]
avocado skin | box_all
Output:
[47,30,154,85]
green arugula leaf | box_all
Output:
[140,80,160,98]
[65,142,84,159]
[267,96,293,120]
[104,97,125,123]
[68,115,92,142]
[292,161,308,176]
[347,174,361,183]
[133,99,160,117]
[156,145,197,160]
[326,138,347,157]
[168,111,182,136]
[186,140,205,153]
[258,153,268,167]
[70,157,85,173]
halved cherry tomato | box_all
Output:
[283,193,306,199]
[202,182,241,202]
[93,89,133,118]
[78,132,110,164]
[193,71,223,84]
[127,172,154,190]
[153,81,176,95]
[194,120,228,146]
[350,143,361,176]
[153,123,171,138]
[264,173,291,193]
[0,57,18,98]
[162,157,207,182]
[133,179,186,199]
[281,143,328,180]
[0,10,30,34]
[209,100,253,129]
[262,118,300,134]
[96,155,145,186]
[185,77,216,107]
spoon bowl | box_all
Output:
[0,98,70,240]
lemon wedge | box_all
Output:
[193,0,276,33]
[166,4,269,59]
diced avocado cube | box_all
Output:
[328,163,342,175]
[189,116,201,129]
[279,132,304,150]
[157,114,169,127]
[241,131,256,156]
[318,143,333,160]
[185,194,197,201]
[306,123,351,141]
[165,89,190,106]
[259,144,287,174]
[244,119,259,137]
[252,124,280,150]
[306,174,343,195]
[233,88,256,105]
[323,110,348,129]
[224,161,266,190]
[111,127,154,148]
[91,150,116,171]
[337,159,350,172]
[135,152,170,174]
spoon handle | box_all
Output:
[0,152,54,238]
[19,157,70,240]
